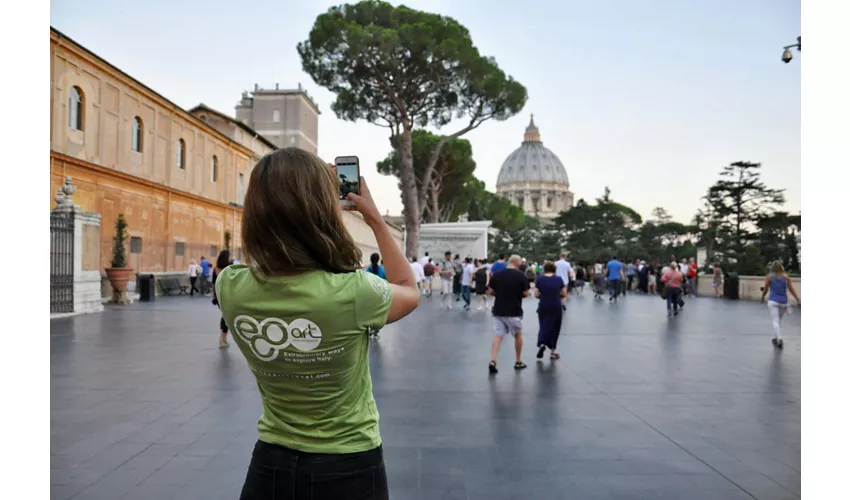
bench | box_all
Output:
[159,278,189,296]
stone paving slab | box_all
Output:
[51,291,800,499]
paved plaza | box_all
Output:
[51,291,801,500]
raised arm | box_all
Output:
[347,178,419,324]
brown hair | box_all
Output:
[241,148,362,276]
[543,261,556,274]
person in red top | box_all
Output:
[661,262,685,318]
[687,257,698,297]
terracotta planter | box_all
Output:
[106,267,135,304]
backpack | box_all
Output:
[525,267,536,280]
[424,263,435,277]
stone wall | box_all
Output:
[695,274,802,301]
[74,210,105,313]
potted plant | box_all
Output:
[105,214,134,304]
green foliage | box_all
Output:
[111,214,128,268]
[756,212,801,273]
[298,0,527,255]
[224,231,232,251]
[377,130,477,223]
[466,179,525,230]
[701,161,786,274]
[553,188,644,263]
[297,1,527,130]
[483,163,797,277]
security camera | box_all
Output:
[781,48,793,63]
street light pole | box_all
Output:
[782,36,801,63]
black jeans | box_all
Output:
[240,441,389,500]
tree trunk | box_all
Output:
[398,125,420,257]
[430,178,440,223]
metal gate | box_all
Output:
[50,212,75,313]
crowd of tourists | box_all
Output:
[188,148,801,499]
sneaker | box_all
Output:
[489,361,498,374]
[537,345,546,359]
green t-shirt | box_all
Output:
[215,265,393,454]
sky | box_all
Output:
[50,0,801,223]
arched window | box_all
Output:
[131,117,143,152]
[211,155,218,183]
[68,86,83,131]
[177,139,186,169]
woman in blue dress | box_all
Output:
[535,261,567,360]
[760,261,800,349]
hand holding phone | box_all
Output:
[335,156,361,208]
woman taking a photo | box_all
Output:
[760,261,800,349]
[535,261,566,360]
[215,148,420,500]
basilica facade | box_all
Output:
[495,115,574,219]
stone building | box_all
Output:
[49,27,401,277]
[495,115,574,219]
[234,84,320,154]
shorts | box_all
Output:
[493,316,523,336]
[712,281,722,288]
[424,276,433,285]
[576,280,585,287]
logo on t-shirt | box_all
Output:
[232,315,322,361]
[365,272,391,304]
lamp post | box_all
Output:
[781,36,801,63]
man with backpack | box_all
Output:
[423,258,435,297]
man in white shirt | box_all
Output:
[555,251,572,309]
[419,252,430,267]
[461,257,475,311]
[410,257,425,293]
[438,251,455,309]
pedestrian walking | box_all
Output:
[535,261,566,361]
[488,255,530,373]
[438,251,455,309]
[605,256,625,302]
[661,261,684,318]
[760,261,801,349]
[187,259,201,296]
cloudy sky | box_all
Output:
[50,0,800,223]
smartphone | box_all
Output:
[334,156,360,207]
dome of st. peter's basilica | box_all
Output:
[496,115,574,218]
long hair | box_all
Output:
[370,253,380,274]
[216,250,231,270]
[241,148,362,276]
[770,260,785,275]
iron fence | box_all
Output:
[50,212,75,313]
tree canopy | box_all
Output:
[298,0,527,255]
[377,130,477,223]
